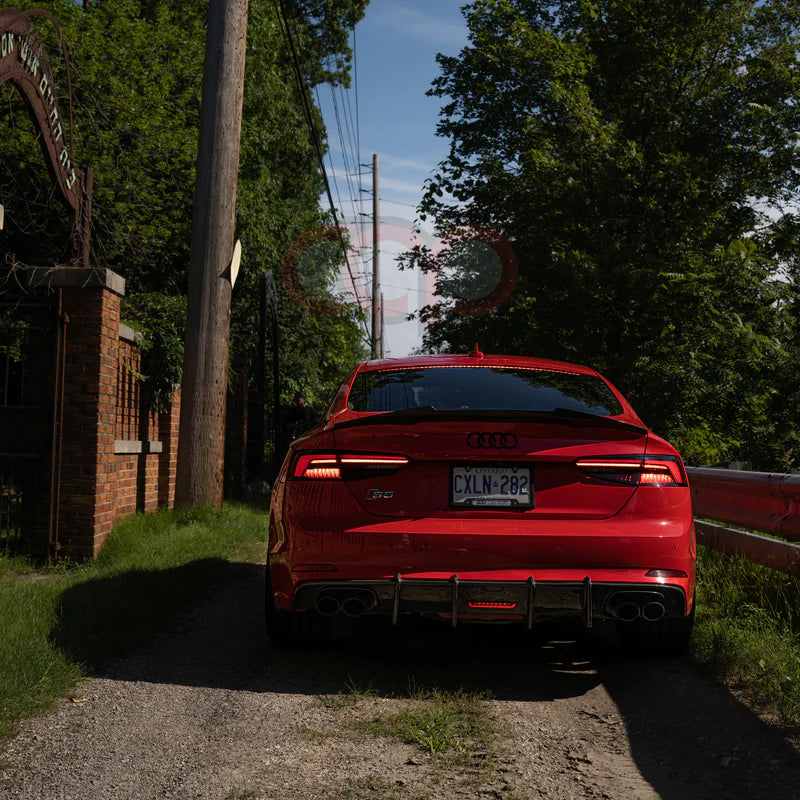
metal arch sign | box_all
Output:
[0,8,91,265]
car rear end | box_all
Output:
[267,352,695,655]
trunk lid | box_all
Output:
[332,410,648,520]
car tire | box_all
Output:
[616,602,695,658]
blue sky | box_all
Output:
[316,0,469,356]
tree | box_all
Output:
[414,0,800,468]
[230,0,369,412]
[0,0,368,419]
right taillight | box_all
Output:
[575,456,687,487]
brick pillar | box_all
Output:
[33,268,126,558]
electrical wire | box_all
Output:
[322,49,367,272]
[272,0,369,326]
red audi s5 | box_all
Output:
[266,347,695,656]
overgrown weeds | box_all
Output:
[360,684,494,766]
[0,503,267,740]
[692,545,800,725]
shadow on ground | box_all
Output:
[53,560,800,800]
[51,558,243,670]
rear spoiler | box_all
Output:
[333,406,647,435]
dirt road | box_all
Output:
[2,561,799,800]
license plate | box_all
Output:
[451,465,532,508]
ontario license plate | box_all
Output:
[451,465,532,508]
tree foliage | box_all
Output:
[415,0,800,468]
[0,0,368,411]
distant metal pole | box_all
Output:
[380,291,385,358]
[371,153,380,358]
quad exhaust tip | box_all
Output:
[314,589,377,618]
[616,601,641,621]
[642,601,666,622]
[613,596,667,622]
[315,595,341,617]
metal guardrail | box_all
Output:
[686,467,800,577]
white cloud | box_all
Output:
[379,153,439,172]
[374,3,467,49]
[379,174,427,196]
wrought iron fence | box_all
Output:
[0,287,56,557]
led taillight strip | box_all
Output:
[293,453,409,479]
[304,467,342,479]
[575,457,686,486]
[340,456,409,466]
[293,454,339,479]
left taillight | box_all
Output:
[575,456,687,487]
[292,453,409,480]
[293,454,341,479]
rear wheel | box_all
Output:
[616,603,695,658]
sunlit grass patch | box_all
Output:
[692,545,800,725]
[362,685,494,761]
[0,503,267,741]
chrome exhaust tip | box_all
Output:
[315,595,341,616]
[642,601,666,622]
[616,601,641,622]
[341,597,367,617]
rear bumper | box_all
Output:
[289,574,689,628]
[270,484,696,623]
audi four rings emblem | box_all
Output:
[466,432,518,449]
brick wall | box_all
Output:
[158,387,181,509]
[37,268,181,559]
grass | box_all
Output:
[332,683,496,799]
[338,775,412,800]
[315,675,379,709]
[361,684,494,762]
[0,503,267,741]
[691,544,800,726]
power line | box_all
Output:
[272,0,368,322]
[318,76,363,252]
[324,48,366,259]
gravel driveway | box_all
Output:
[2,559,799,800]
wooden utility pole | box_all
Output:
[371,153,381,359]
[176,0,249,508]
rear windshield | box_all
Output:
[348,367,623,416]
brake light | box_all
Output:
[305,467,341,479]
[638,460,686,485]
[292,453,409,479]
[293,455,341,479]
[575,456,686,486]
